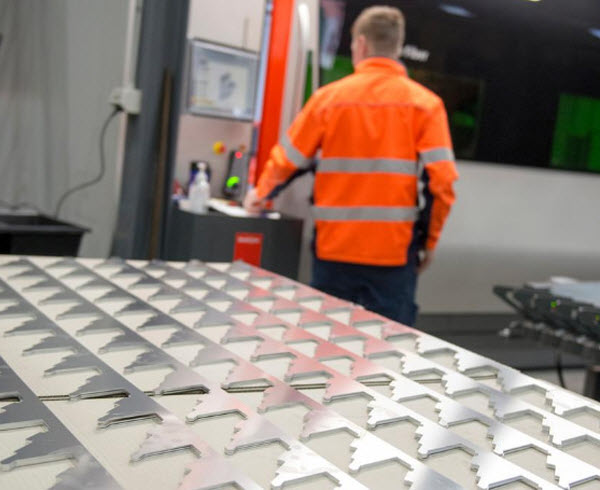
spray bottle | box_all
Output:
[189,162,210,214]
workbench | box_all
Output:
[1,256,599,489]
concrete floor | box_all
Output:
[416,313,587,370]
[417,313,595,398]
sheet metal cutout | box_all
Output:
[150,258,600,489]
[0,258,367,489]
[1,255,600,489]
[93,258,589,488]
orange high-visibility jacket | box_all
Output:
[256,57,458,266]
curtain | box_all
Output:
[0,0,128,257]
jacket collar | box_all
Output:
[354,57,407,76]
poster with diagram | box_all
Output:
[187,40,258,121]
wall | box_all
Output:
[187,0,264,52]
[417,161,600,313]
[0,0,128,257]
[173,0,265,196]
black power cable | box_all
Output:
[54,108,121,218]
[555,351,567,389]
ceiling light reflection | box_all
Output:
[439,4,475,18]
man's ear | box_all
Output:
[358,34,368,54]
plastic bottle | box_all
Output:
[189,164,210,214]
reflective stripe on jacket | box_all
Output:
[256,57,458,266]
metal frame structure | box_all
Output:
[495,284,600,400]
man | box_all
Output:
[244,6,458,326]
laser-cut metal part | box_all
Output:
[1,258,373,488]
[85,260,473,489]
[117,261,566,488]
[206,260,600,488]
[3,256,600,489]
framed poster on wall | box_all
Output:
[186,40,259,121]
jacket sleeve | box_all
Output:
[255,91,324,200]
[416,99,459,251]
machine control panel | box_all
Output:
[222,150,249,201]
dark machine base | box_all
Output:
[164,205,303,279]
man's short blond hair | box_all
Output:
[352,6,405,58]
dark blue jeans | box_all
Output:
[311,250,419,327]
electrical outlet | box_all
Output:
[109,86,142,114]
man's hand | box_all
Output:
[243,188,264,214]
[418,249,435,274]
